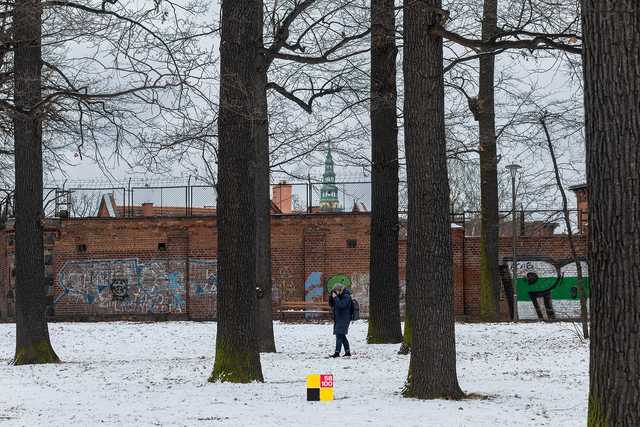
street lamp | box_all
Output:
[505,163,522,321]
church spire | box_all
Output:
[319,143,342,212]
[323,143,335,183]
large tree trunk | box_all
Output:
[584,1,640,424]
[402,0,464,399]
[210,0,264,383]
[367,0,402,344]
[256,57,276,353]
[477,0,500,322]
[12,0,59,365]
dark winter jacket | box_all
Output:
[329,288,352,335]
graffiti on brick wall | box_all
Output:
[350,273,406,318]
[187,259,217,318]
[110,279,128,300]
[303,272,323,320]
[326,274,351,293]
[399,279,406,314]
[189,259,217,297]
[514,259,590,320]
[304,272,355,303]
[56,258,219,314]
[275,265,299,302]
[56,259,187,313]
[304,272,323,303]
[299,272,406,318]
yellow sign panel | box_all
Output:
[306,374,321,389]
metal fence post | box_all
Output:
[127,178,132,217]
[187,176,192,216]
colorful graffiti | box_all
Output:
[303,272,323,320]
[56,259,186,313]
[304,272,323,302]
[56,258,218,314]
[326,274,352,293]
[515,259,590,320]
[299,272,406,318]
[189,259,217,297]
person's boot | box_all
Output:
[343,351,351,357]
[329,352,340,358]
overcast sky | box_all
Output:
[43,0,585,213]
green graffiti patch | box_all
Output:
[517,277,591,301]
[326,274,352,293]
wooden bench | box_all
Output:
[278,300,332,321]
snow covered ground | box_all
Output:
[0,321,588,426]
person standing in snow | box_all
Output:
[328,284,352,358]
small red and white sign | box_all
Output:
[320,374,334,388]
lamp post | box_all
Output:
[505,163,522,321]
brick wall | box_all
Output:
[0,227,7,319]
[0,222,58,321]
[0,212,583,322]
[50,217,218,320]
[462,234,588,320]
[46,214,391,320]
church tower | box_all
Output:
[319,144,342,212]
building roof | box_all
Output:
[97,194,282,218]
[463,217,559,237]
[114,205,216,217]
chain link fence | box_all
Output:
[453,209,584,237]
[0,179,587,237]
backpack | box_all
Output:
[350,298,360,321]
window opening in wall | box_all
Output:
[346,239,357,248]
[158,242,167,251]
[77,244,87,253]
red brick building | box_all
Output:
[570,184,588,234]
[0,185,588,322]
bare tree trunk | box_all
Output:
[256,56,276,353]
[367,0,402,344]
[477,0,500,322]
[209,0,263,383]
[541,118,589,338]
[584,0,640,423]
[402,0,464,400]
[12,0,59,365]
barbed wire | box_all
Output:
[42,173,382,189]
